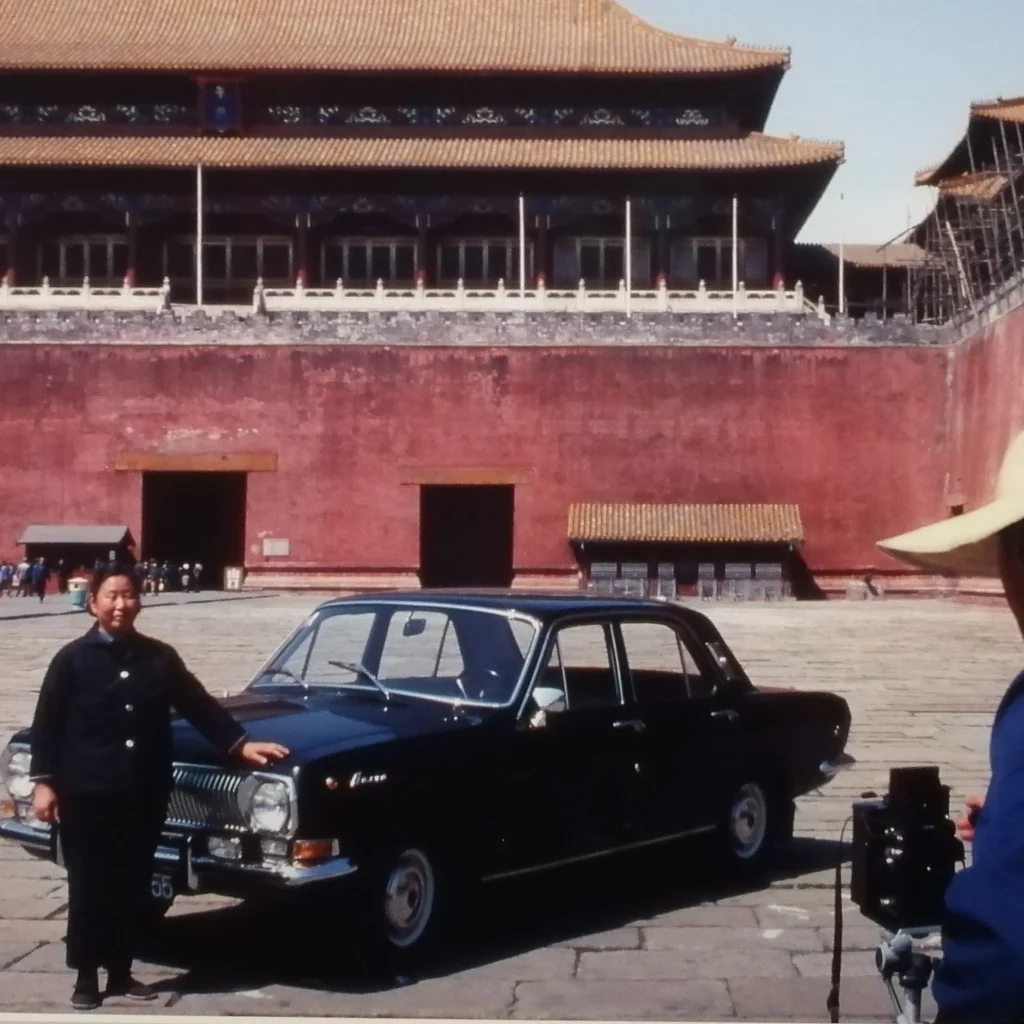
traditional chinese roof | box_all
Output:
[822,243,929,269]
[17,524,131,546]
[937,170,1010,201]
[971,96,1024,125]
[916,95,1024,187]
[0,0,790,75]
[567,503,804,544]
[0,133,844,171]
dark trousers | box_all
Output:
[58,789,166,973]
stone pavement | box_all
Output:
[0,596,1018,1020]
[0,588,270,621]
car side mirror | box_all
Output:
[527,686,567,729]
[402,617,427,638]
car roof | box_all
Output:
[315,588,702,622]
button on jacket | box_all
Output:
[29,625,247,794]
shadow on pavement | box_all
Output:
[138,835,850,998]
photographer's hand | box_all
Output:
[956,794,984,841]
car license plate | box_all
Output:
[150,873,175,902]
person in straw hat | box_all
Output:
[878,429,1024,1023]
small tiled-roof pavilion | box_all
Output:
[0,0,844,304]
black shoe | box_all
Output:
[105,974,159,1001]
[70,976,101,1011]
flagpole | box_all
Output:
[838,192,845,316]
[196,164,204,307]
[625,195,632,318]
[732,193,739,317]
[518,192,526,296]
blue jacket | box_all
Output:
[933,669,1024,1022]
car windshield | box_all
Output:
[250,602,540,708]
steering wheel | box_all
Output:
[454,669,503,701]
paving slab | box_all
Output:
[577,947,798,981]
[643,925,825,954]
[512,978,734,1019]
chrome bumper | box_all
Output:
[0,817,357,889]
[819,752,857,777]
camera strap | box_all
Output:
[826,817,852,1023]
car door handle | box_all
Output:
[613,718,646,732]
[711,709,739,723]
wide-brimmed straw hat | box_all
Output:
[877,430,1024,576]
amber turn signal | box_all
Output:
[291,838,339,864]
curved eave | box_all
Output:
[0,133,845,172]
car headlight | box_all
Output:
[0,747,34,801]
[245,779,292,835]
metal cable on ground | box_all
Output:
[827,817,853,1023]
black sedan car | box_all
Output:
[0,591,854,963]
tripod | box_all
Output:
[875,928,941,1024]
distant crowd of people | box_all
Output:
[0,555,206,601]
[0,557,70,601]
[134,559,204,594]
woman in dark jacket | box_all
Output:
[29,565,289,1010]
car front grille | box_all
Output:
[166,764,247,832]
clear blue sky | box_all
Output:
[626,0,1024,244]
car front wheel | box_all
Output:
[358,845,447,969]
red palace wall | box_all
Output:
[950,302,1024,513]
[0,342,951,584]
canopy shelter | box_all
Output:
[567,502,803,599]
[16,524,134,572]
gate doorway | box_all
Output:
[419,485,514,588]
[141,472,247,588]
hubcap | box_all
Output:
[383,849,435,948]
[729,783,768,860]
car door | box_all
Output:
[616,616,741,840]
[488,618,648,878]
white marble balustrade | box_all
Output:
[0,276,171,312]
[255,277,825,318]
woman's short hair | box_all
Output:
[89,563,143,599]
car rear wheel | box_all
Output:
[716,779,779,875]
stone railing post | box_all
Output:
[296,274,306,300]
[697,279,707,312]
[795,280,805,312]
[414,275,426,309]
[122,275,132,297]
[82,276,92,305]
[41,276,51,299]
[496,277,506,309]
[576,279,587,311]
[738,281,746,312]
[776,279,786,311]
[252,277,267,315]
[817,294,827,321]
[536,274,547,311]
[375,278,385,308]
[157,277,171,313]
[456,278,466,310]
[657,275,668,312]
[0,276,9,305]
[617,278,627,312]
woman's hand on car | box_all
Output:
[239,741,290,766]
[956,794,984,841]
[31,782,59,823]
